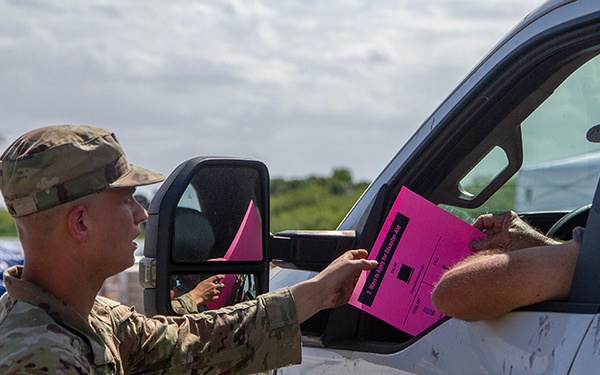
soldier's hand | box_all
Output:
[290,249,377,323]
[189,274,225,305]
[313,249,378,309]
[470,211,559,252]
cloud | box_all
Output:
[0,0,546,185]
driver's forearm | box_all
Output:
[431,240,578,321]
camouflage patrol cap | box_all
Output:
[0,125,164,217]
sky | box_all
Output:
[0,0,547,198]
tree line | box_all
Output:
[270,168,370,233]
[0,168,369,238]
[0,171,520,239]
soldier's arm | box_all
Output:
[116,288,302,374]
[170,292,199,314]
[116,250,376,374]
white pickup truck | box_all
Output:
[141,0,600,373]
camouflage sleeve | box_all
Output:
[170,292,199,315]
[0,300,98,374]
[0,343,97,375]
[114,288,302,374]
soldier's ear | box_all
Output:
[67,204,89,243]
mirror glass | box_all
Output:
[172,166,264,262]
[170,273,257,314]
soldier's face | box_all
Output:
[87,187,148,275]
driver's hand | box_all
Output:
[470,211,560,252]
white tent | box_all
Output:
[515,152,600,212]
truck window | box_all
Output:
[446,54,600,222]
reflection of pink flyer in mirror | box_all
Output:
[222,200,262,261]
[349,187,485,336]
[207,200,262,310]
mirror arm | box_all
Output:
[269,230,357,272]
[269,234,292,262]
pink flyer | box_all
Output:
[349,187,485,336]
[206,200,262,310]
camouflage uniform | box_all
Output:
[171,292,203,315]
[0,266,302,374]
[0,126,303,374]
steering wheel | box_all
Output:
[546,204,591,240]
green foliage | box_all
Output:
[270,168,369,233]
[0,210,17,237]
[0,172,515,238]
[0,168,368,238]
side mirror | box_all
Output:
[141,157,270,316]
[141,157,360,316]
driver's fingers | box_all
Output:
[470,232,511,251]
[472,212,515,234]
[472,214,493,231]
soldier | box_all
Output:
[0,125,377,374]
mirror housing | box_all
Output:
[142,157,270,316]
[140,157,361,315]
